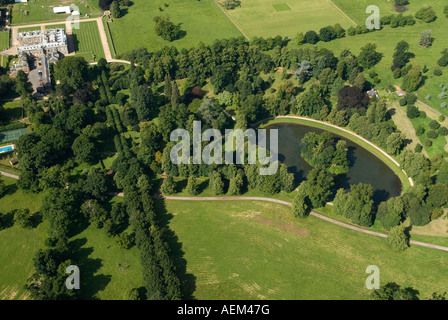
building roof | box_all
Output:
[53,6,71,14]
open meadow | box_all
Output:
[162,199,448,299]
[107,0,243,55]
[225,0,355,38]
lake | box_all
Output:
[265,122,402,204]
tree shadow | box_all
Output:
[4,183,18,196]
[1,210,15,229]
[69,237,111,300]
[154,199,197,300]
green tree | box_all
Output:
[209,172,225,195]
[415,6,437,23]
[153,16,182,41]
[72,134,96,164]
[81,199,108,229]
[15,70,33,98]
[291,193,310,218]
[110,0,122,18]
[186,176,199,195]
[387,224,409,251]
[54,56,88,90]
[358,43,383,69]
[402,65,423,92]
[13,209,35,229]
[161,175,176,195]
[419,30,432,48]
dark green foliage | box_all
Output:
[426,183,448,209]
[72,134,96,164]
[161,175,176,195]
[429,120,441,130]
[427,130,438,139]
[297,167,334,209]
[209,172,225,195]
[54,56,88,91]
[387,224,409,251]
[292,193,310,218]
[406,196,431,226]
[371,282,419,300]
[300,131,349,174]
[13,208,36,229]
[304,30,319,44]
[318,26,336,42]
[376,197,406,230]
[406,105,420,119]
[153,16,182,41]
[415,6,437,23]
[414,144,423,153]
[358,43,382,69]
[186,175,199,195]
[333,183,374,227]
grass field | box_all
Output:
[0,31,9,51]
[69,223,145,300]
[10,0,101,25]
[45,23,66,29]
[226,0,355,38]
[0,177,143,300]
[0,177,46,300]
[162,199,448,299]
[17,26,41,33]
[72,21,105,62]
[108,0,243,55]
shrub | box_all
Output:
[399,98,407,106]
[406,105,420,118]
[419,111,426,119]
[434,69,443,76]
[425,94,431,100]
[427,130,439,139]
[414,144,423,153]
[439,115,445,122]
[415,6,437,23]
[431,208,444,220]
[438,126,448,136]
[425,139,433,147]
[442,102,447,108]
[304,30,319,44]
[439,92,447,99]
[429,120,441,130]
[415,125,425,136]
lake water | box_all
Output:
[265,122,402,204]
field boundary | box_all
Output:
[327,0,358,26]
[211,0,250,41]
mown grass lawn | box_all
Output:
[10,0,101,25]
[0,31,9,51]
[108,0,243,55]
[163,199,448,299]
[72,21,105,62]
[226,0,355,38]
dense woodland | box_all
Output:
[1,27,448,297]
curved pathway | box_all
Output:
[155,195,448,253]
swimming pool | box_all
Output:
[0,145,14,154]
